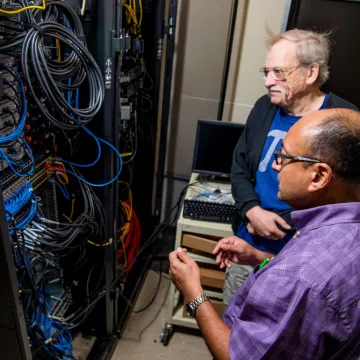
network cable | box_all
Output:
[0,65,27,145]
[0,0,46,14]
[52,82,123,186]
[21,21,105,129]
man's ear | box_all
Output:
[306,64,320,86]
[308,163,333,193]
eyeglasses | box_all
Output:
[260,65,304,81]
[274,149,321,167]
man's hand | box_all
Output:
[246,206,291,240]
[169,248,203,302]
[212,236,271,268]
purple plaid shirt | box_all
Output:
[223,203,360,360]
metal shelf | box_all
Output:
[172,305,198,329]
[188,252,217,265]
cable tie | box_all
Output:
[25,23,45,36]
[77,35,86,44]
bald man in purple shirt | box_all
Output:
[169,108,360,360]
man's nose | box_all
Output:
[264,73,277,88]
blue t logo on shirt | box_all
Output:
[258,129,287,173]
[255,109,300,211]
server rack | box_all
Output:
[0,0,177,358]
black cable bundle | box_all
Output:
[0,1,105,129]
[21,20,105,129]
[24,168,107,251]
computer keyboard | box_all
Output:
[183,200,236,224]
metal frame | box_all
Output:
[95,0,118,336]
[281,0,295,32]
[153,0,179,221]
[217,0,239,121]
[0,192,32,360]
[112,0,122,329]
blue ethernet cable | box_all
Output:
[49,179,70,200]
[59,126,102,168]
[4,181,33,219]
[4,181,37,233]
[57,78,123,187]
[64,137,123,187]
[61,78,102,168]
[14,195,37,231]
[0,144,34,177]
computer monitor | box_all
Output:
[192,119,245,178]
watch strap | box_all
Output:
[187,293,211,316]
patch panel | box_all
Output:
[0,98,17,113]
[0,111,20,128]
[0,123,21,138]
[0,143,26,171]
[0,55,16,67]
[3,84,16,97]
[2,176,27,200]
[46,285,72,321]
[0,70,15,82]
[1,155,53,189]
[36,179,59,222]
[0,151,47,188]
[4,142,26,159]
[4,178,34,231]
[31,166,53,191]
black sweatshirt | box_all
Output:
[231,92,359,232]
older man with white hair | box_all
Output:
[224,29,358,307]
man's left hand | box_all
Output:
[169,248,203,302]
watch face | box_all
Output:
[185,303,194,317]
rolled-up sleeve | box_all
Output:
[227,273,346,360]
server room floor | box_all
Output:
[112,270,212,360]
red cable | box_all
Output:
[44,164,66,172]
[117,201,141,271]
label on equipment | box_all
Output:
[105,58,112,89]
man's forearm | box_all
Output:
[195,301,231,360]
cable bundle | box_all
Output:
[122,0,143,34]
[23,167,107,251]
[21,21,104,129]
[4,179,33,217]
[0,64,35,176]
[12,230,74,359]
[118,193,141,271]
[4,179,37,232]
[0,0,105,129]
[0,65,27,142]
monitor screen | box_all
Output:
[192,119,245,178]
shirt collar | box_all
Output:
[292,202,360,232]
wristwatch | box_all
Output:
[185,294,211,317]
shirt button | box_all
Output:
[296,231,301,236]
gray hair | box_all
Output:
[266,29,331,86]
